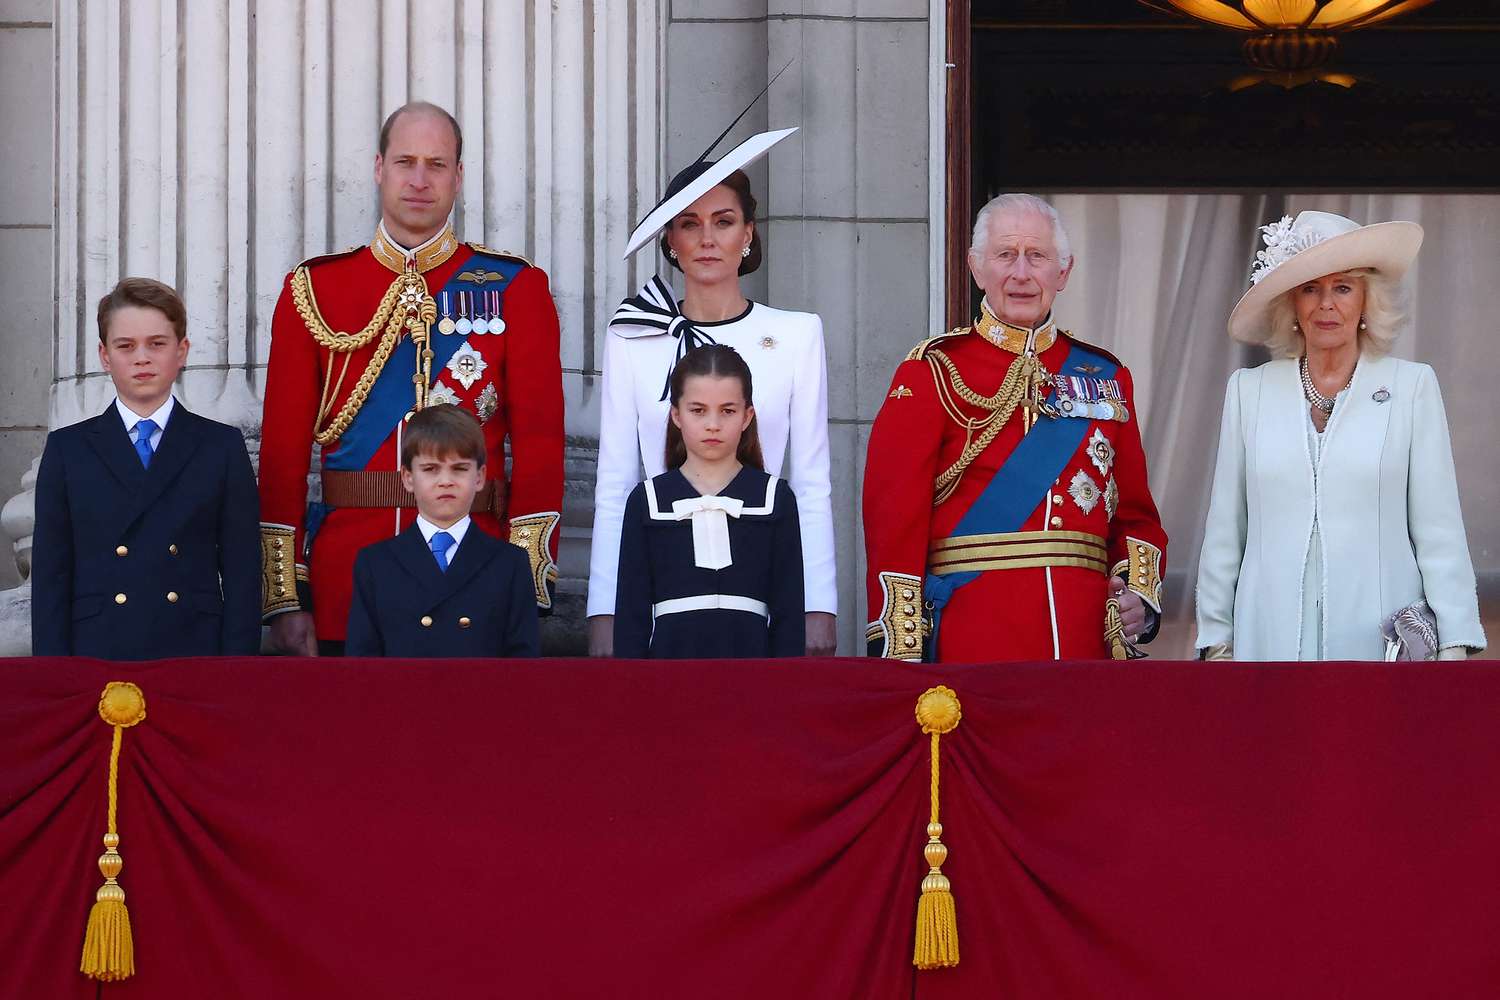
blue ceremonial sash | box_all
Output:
[323,255,524,473]
[924,341,1119,653]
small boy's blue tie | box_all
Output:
[430,530,455,572]
[133,419,157,468]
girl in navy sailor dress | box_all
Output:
[614,345,805,659]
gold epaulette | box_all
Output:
[905,327,969,362]
[1058,332,1125,370]
[296,245,362,270]
[466,242,533,268]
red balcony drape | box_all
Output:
[3,658,1498,999]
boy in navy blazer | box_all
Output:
[345,405,539,657]
[32,278,261,658]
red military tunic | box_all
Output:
[258,222,564,641]
[863,302,1167,662]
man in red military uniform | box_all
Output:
[863,193,1167,662]
[260,101,564,655]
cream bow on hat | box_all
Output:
[1227,211,1423,345]
[671,495,745,570]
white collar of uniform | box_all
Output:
[416,513,470,549]
[115,394,176,434]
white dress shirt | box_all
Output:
[415,513,471,569]
[589,301,837,617]
[115,395,176,452]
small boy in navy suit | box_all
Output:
[31,277,261,658]
[345,405,539,657]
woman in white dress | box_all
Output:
[588,126,837,655]
[1195,211,1485,661]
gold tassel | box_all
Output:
[1105,596,1130,660]
[81,682,147,983]
[913,685,962,970]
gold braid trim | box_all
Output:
[291,266,435,445]
[290,265,401,352]
[928,350,1044,506]
[260,523,300,617]
[507,512,561,610]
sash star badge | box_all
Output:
[1087,428,1116,478]
[1069,469,1101,516]
[1104,476,1119,521]
[426,382,460,407]
[446,341,488,390]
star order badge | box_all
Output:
[1104,476,1119,521]
[446,341,488,391]
[1087,428,1116,478]
[426,382,460,407]
[1069,469,1101,515]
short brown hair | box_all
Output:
[379,101,463,163]
[97,277,188,344]
[660,168,762,276]
[400,404,486,468]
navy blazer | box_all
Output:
[345,523,540,658]
[31,402,262,658]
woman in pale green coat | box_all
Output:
[1195,211,1485,661]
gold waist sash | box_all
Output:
[927,529,1108,576]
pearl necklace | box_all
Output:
[1300,356,1353,414]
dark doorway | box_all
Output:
[944,0,1500,325]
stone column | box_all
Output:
[1,0,661,653]
[664,2,940,652]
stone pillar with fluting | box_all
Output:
[0,0,662,653]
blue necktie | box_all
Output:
[430,530,455,572]
[133,419,158,468]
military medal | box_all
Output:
[487,291,506,334]
[455,292,473,336]
[438,292,456,335]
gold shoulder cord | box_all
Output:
[290,266,435,445]
[927,349,1044,505]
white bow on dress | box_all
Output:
[670,495,745,570]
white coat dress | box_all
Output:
[1195,354,1485,660]
[588,300,836,619]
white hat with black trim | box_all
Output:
[622,62,799,260]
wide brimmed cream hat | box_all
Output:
[1228,211,1423,344]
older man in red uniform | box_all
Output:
[260,102,564,655]
[863,193,1166,662]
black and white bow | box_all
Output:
[608,275,719,401]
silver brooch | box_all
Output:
[760,336,777,350]
[1372,387,1391,404]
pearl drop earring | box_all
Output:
[1292,320,1300,332]
[1359,318,1367,331]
